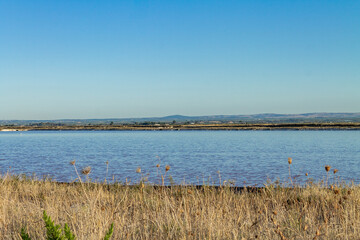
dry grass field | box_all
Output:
[1,162,360,239]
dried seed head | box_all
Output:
[333,169,338,174]
[81,166,91,175]
[165,165,170,172]
[272,210,277,215]
[305,173,308,176]
[187,189,193,194]
[348,190,351,195]
[325,165,331,172]
[105,161,109,165]
[70,160,76,165]
[334,188,340,195]
[330,185,334,190]
[136,167,141,173]
[288,157,292,165]
[156,164,160,168]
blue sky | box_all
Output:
[1,0,359,120]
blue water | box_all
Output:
[0,130,359,186]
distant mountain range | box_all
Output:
[1,112,360,125]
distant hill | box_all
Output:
[1,112,360,126]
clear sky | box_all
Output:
[1,0,359,120]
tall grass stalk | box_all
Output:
[288,157,293,186]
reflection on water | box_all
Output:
[0,130,359,186]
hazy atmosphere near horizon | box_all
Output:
[1,1,359,120]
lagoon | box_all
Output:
[1,130,359,186]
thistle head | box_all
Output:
[81,166,91,175]
[70,160,76,165]
[333,169,338,174]
[288,157,292,165]
[325,165,331,172]
[165,165,170,172]
[305,173,308,176]
[156,164,160,168]
[136,167,141,173]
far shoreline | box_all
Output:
[1,122,360,131]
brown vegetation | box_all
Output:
[1,167,360,239]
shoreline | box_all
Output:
[1,122,360,131]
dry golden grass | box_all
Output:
[1,172,360,240]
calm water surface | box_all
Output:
[1,130,359,186]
